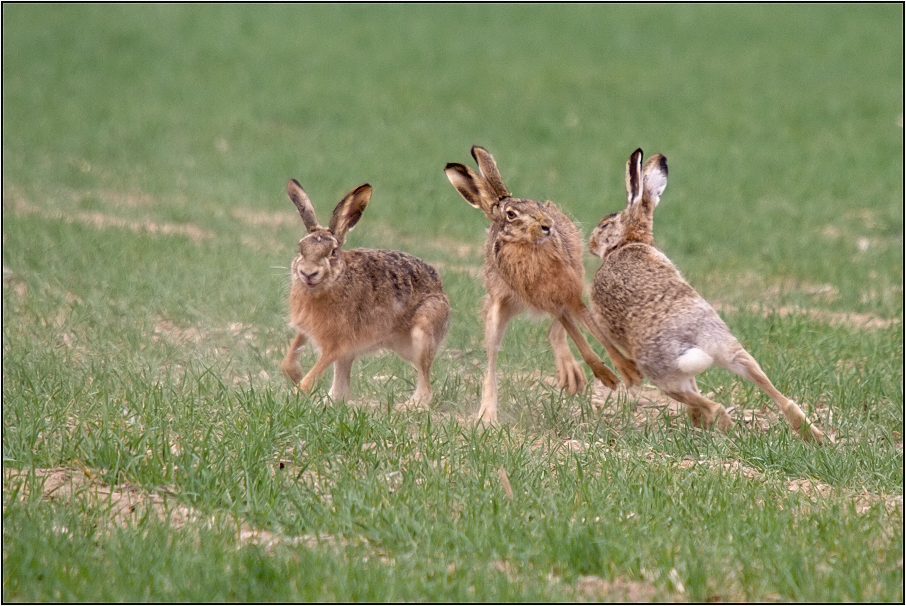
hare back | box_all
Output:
[591,244,731,363]
[289,248,448,351]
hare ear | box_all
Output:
[329,183,372,246]
[471,146,510,200]
[287,179,320,232]
[445,162,499,219]
[641,154,668,207]
[625,148,644,208]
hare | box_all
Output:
[445,146,641,424]
[280,179,450,407]
[588,149,825,443]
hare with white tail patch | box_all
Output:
[588,149,825,443]
[445,146,641,425]
[280,180,450,407]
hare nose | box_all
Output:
[540,224,551,236]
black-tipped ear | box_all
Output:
[445,163,485,209]
[641,154,668,207]
[445,162,499,220]
[287,179,320,232]
[329,183,371,246]
[470,146,510,200]
[625,148,643,207]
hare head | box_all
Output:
[445,146,557,245]
[589,148,668,259]
[286,179,371,290]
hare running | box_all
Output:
[445,146,640,424]
[280,179,450,407]
[588,149,824,443]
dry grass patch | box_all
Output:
[5,189,212,241]
[701,271,902,325]
[151,318,258,346]
[231,207,299,229]
[713,301,900,330]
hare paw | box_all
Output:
[590,362,619,389]
[617,359,643,388]
[715,410,735,433]
[475,399,499,426]
[297,377,315,395]
[281,362,303,385]
[556,359,587,395]
[803,423,826,445]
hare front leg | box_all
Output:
[576,308,642,388]
[477,296,519,425]
[548,320,586,395]
[281,332,308,384]
[298,352,339,396]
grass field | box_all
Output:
[3,4,903,602]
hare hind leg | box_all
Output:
[329,355,354,401]
[397,325,434,409]
[548,320,586,395]
[662,379,735,432]
[720,348,825,444]
[391,295,450,408]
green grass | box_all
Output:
[3,4,903,602]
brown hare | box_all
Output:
[589,149,825,443]
[445,146,640,424]
[280,179,450,407]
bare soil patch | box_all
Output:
[573,574,666,602]
[4,467,198,529]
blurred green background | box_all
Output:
[4,4,902,314]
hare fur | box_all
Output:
[445,146,641,425]
[588,149,824,443]
[280,179,450,407]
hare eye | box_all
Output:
[506,210,518,220]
